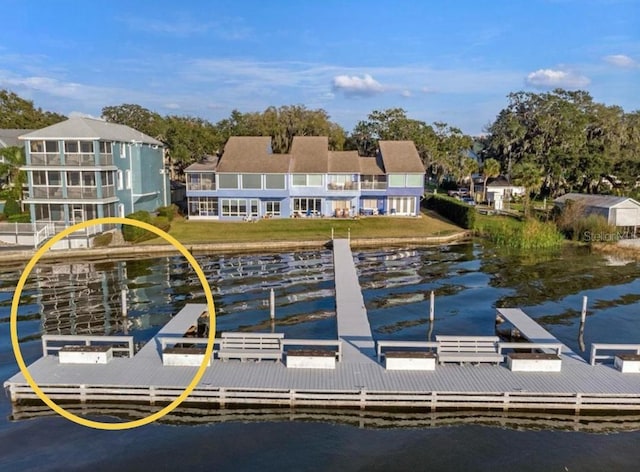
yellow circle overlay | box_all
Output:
[10,216,216,430]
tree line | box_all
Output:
[1,88,639,197]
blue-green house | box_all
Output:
[20,118,169,227]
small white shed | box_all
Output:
[554,193,640,230]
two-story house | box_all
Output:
[185,136,425,220]
[20,118,169,228]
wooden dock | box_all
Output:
[5,242,640,415]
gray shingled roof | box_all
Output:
[19,118,163,146]
[290,136,328,173]
[217,136,290,173]
[328,150,360,173]
[0,129,32,148]
[555,193,640,209]
[378,141,425,173]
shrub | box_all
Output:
[92,232,113,247]
[122,211,172,243]
[476,216,564,250]
[425,194,476,229]
[574,214,618,243]
[156,204,179,222]
[122,211,152,242]
[7,212,30,223]
[3,197,21,218]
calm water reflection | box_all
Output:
[2,242,640,470]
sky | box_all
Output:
[0,0,638,135]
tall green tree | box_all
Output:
[512,161,543,217]
[0,89,66,128]
[481,158,501,202]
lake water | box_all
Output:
[2,242,640,471]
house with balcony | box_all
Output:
[20,118,169,228]
[185,136,425,220]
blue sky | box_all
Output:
[1,0,638,135]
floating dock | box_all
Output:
[5,240,640,414]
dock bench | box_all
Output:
[436,335,503,365]
[219,332,284,362]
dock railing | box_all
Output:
[42,334,135,358]
[376,341,438,362]
[158,336,219,352]
[282,339,343,362]
[498,342,564,356]
[590,343,640,366]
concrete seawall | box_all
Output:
[0,232,471,263]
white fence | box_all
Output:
[0,221,104,249]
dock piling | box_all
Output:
[269,288,275,320]
[429,291,435,322]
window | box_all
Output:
[220,198,258,217]
[265,200,281,216]
[101,171,114,186]
[67,171,81,186]
[187,172,216,191]
[80,141,94,153]
[65,141,79,153]
[308,174,322,186]
[125,170,131,189]
[241,174,261,189]
[30,140,58,153]
[265,174,285,189]
[33,171,47,186]
[189,197,218,217]
[117,170,123,190]
[48,171,61,186]
[388,197,416,215]
[120,144,126,159]
[292,174,322,186]
[292,198,322,215]
[406,174,423,187]
[83,172,96,187]
[388,174,405,187]
[218,174,239,189]
[99,142,112,154]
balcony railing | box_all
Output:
[67,187,99,199]
[187,182,216,191]
[65,153,97,166]
[99,154,114,166]
[327,182,358,191]
[360,181,387,190]
[30,153,62,166]
[32,186,64,199]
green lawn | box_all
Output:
[143,210,462,244]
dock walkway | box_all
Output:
[333,239,376,363]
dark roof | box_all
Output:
[487,176,518,187]
[20,118,163,146]
[290,136,328,173]
[554,193,640,209]
[328,150,360,173]
[378,141,425,173]
[0,129,32,148]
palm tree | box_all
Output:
[482,158,501,202]
[0,146,25,200]
[462,157,478,197]
[511,161,543,217]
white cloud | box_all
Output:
[118,16,252,40]
[603,54,638,68]
[401,90,412,97]
[332,74,385,96]
[68,111,102,119]
[164,103,181,109]
[525,68,590,89]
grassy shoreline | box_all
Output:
[0,211,468,264]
